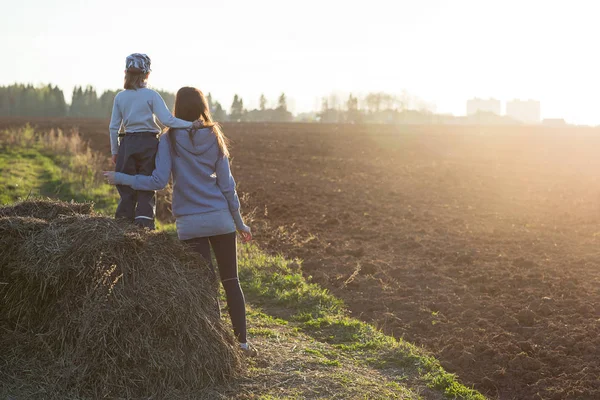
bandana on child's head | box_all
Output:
[125,53,151,74]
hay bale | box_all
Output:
[0,198,93,219]
[0,200,242,399]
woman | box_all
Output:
[104,87,255,354]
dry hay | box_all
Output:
[156,182,176,224]
[0,200,242,399]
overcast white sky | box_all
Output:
[2,0,600,123]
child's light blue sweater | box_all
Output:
[109,88,193,155]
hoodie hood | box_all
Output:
[169,127,217,156]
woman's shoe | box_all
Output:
[239,342,258,357]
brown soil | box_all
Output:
[3,117,600,399]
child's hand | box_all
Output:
[192,119,204,129]
[239,226,252,243]
[112,155,117,165]
[103,171,117,185]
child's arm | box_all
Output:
[108,95,123,156]
[215,155,247,231]
[151,91,194,129]
[113,134,172,190]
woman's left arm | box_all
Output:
[105,135,172,190]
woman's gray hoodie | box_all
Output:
[114,127,245,232]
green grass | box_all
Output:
[0,126,487,399]
[155,220,177,234]
[0,146,118,214]
[0,126,118,213]
[0,148,60,204]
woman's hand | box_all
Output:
[192,119,204,129]
[112,155,118,165]
[239,225,252,243]
[103,171,117,185]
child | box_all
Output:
[109,53,202,229]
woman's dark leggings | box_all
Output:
[184,232,247,343]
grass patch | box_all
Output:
[155,220,177,235]
[0,125,117,213]
[0,148,60,204]
[247,327,279,338]
[239,248,344,321]
[247,308,289,327]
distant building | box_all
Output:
[506,99,541,124]
[466,98,501,116]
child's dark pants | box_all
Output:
[184,232,248,344]
[115,133,158,229]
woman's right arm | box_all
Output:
[113,135,172,190]
[151,91,194,129]
[216,155,248,231]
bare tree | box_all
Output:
[365,93,382,113]
[259,94,267,111]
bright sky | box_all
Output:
[2,0,600,124]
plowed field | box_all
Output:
[2,117,599,399]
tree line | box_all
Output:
[0,83,457,124]
[0,84,67,117]
[0,84,294,122]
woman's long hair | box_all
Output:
[169,87,229,157]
